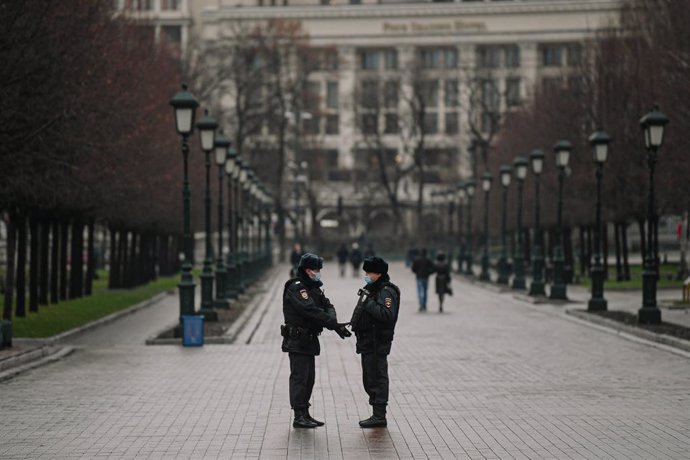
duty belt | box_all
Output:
[281,324,319,339]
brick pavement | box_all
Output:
[1,262,689,459]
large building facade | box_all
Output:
[116,0,622,243]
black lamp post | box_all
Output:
[638,106,669,324]
[550,140,572,300]
[588,130,610,311]
[512,156,528,290]
[464,179,476,276]
[479,172,493,281]
[497,165,512,285]
[456,183,466,273]
[196,110,218,321]
[169,84,199,331]
[236,159,249,293]
[528,149,546,297]
[224,147,239,299]
[213,131,230,308]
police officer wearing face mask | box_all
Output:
[281,253,351,428]
[350,256,400,428]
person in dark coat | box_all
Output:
[364,244,375,258]
[282,253,351,428]
[289,243,304,278]
[349,242,363,277]
[336,243,349,277]
[411,248,435,311]
[350,256,400,428]
[434,252,452,313]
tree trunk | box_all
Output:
[564,226,574,284]
[59,219,68,301]
[160,235,169,276]
[120,229,129,288]
[3,209,17,321]
[50,219,59,304]
[579,225,586,276]
[15,211,27,317]
[29,211,39,313]
[129,231,138,287]
[637,218,647,263]
[108,227,118,289]
[622,221,631,281]
[614,221,623,281]
[38,215,50,305]
[586,225,593,275]
[69,219,84,299]
[85,218,95,296]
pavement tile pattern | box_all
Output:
[1,262,688,459]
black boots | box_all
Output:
[359,405,387,428]
[293,409,324,428]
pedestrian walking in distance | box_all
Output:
[350,256,400,428]
[350,242,363,277]
[289,242,304,278]
[411,248,435,311]
[336,243,349,278]
[281,253,351,428]
[434,252,452,313]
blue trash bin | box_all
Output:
[182,315,204,347]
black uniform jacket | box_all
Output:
[352,274,400,355]
[282,270,338,356]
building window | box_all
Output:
[304,81,320,110]
[161,0,179,10]
[326,81,338,109]
[445,48,458,68]
[360,50,379,70]
[481,79,500,111]
[444,80,459,107]
[505,78,521,107]
[303,116,321,135]
[384,80,399,108]
[505,45,520,67]
[567,76,583,95]
[419,80,439,108]
[477,45,501,68]
[384,49,398,69]
[385,114,399,134]
[362,114,378,134]
[161,25,182,45]
[541,44,563,67]
[360,80,378,108]
[567,43,582,67]
[322,49,339,70]
[423,113,438,134]
[326,115,339,134]
[445,112,459,134]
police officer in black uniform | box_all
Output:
[350,256,400,428]
[282,253,351,428]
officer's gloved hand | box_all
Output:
[335,323,352,339]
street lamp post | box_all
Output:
[213,131,230,308]
[550,140,572,300]
[588,130,611,311]
[169,84,199,332]
[456,183,466,273]
[479,172,493,281]
[512,156,528,290]
[528,149,546,297]
[236,160,249,293]
[225,148,239,299]
[638,106,669,324]
[196,110,218,321]
[497,165,512,285]
[464,179,476,276]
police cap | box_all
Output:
[298,253,323,270]
[362,256,388,275]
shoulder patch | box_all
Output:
[384,297,392,308]
[299,289,309,300]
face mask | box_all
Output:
[310,272,322,282]
[364,275,373,285]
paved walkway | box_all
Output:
[1,262,689,459]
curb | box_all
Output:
[14,291,172,347]
[0,346,76,382]
[565,309,690,355]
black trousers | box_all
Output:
[289,352,315,410]
[361,352,389,407]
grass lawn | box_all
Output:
[11,271,179,338]
[579,263,683,290]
